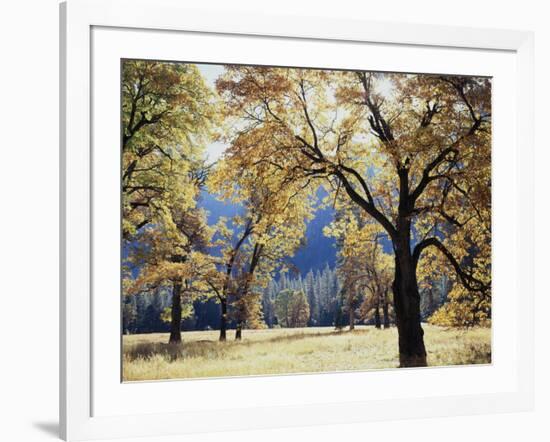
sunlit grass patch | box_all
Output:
[122,324,491,382]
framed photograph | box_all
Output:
[60,0,534,440]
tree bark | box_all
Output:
[235,243,263,340]
[349,305,355,331]
[392,243,427,367]
[219,298,227,341]
[383,291,390,329]
[374,297,381,329]
[235,321,242,340]
[168,282,182,344]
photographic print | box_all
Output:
[121,60,491,382]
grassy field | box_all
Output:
[122,324,491,382]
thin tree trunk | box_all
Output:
[383,291,390,329]
[374,296,381,329]
[235,321,242,340]
[169,282,182,344]
[235,243,263,340]
[349,304,355,331]
[393,245,427,367]
[219,298,227,341]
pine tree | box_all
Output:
[304,270,318,325]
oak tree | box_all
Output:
[217,66,491,366]
[121,60,218,344]
[207,156,312,340]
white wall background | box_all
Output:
[0,1,547,441]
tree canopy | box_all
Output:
[216,66,491,365]
[122,61,492,367]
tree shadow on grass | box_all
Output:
[124,340,221,362]
[259,328,367,345]
[123,329,371,362]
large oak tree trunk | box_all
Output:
[392,244,427,367]
[219,298,227,341]
[168,282,182,344]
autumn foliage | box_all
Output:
[121,60,492,369]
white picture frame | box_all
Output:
[60,0,534,440]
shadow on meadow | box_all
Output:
[125,340,214,362]
[124,329,367,362]
[256,328,367,344]
[122,325,491,381]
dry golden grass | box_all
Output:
[122,324,491,382]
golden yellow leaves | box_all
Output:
[121,60,217,239]
[429,284,491,328]
[127,250,215,296]
[122,61,493,335]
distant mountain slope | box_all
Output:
[199,189,337,275]
[290,205,337,274]
[199,191,244,224]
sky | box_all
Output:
[197,63,224,89]
[196,64,228,163]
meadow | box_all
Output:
[122,325,491,382]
